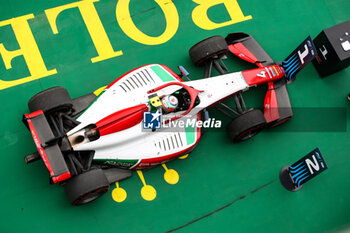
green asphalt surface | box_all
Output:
[0,0,350,232]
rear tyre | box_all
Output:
[28,86,72,113]
[227,109,266,143]
[64,169,110,206]
[189,36,228,66]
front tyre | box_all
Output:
[227,109,266,143]
[189,36,228,66]
[64,169,110,206]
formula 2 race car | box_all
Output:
[23,33,316,205]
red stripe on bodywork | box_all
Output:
[95,104,148,136]
[25,110,44,119]
[135,146,196,169]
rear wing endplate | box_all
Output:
[24,111,71,183]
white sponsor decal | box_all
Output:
[298,44,309,64]
[305,155,320,175]
[162,118,221,128]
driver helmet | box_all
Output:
[161,95,178,112]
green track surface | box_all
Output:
[0,0,349,232]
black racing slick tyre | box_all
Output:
[189,36,228,66]
[227,109,266,143]
[64,169,110,206]
[28,86,72,113]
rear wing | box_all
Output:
[23,111,71,183]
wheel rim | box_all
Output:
[270,117,292,128]
[74,187,109,205]
[197,50,228,66]
[235,124,265,142]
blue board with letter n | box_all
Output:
[289,148,328,187]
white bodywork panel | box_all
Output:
[67,64,249,168]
